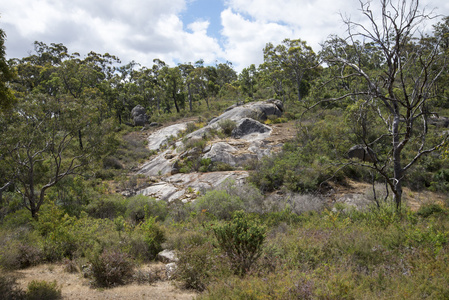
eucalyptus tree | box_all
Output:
[216,61,237,89]
[158,65,185,113]
[0,94,112,219]
[264,39,318,102]
[319,0,448,209]
[178,62,195,111]
[238,64,258,99]
[0,26,15,111]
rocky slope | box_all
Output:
[135,99,286,203]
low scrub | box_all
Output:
[212,211,266,276]
[25,280,62,300]
[89,249,134,287]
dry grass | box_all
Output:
[12,263,197,300]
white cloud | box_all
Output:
[2,0,448,72]
[220,0,449,71]
[1,0,222,67]
[221,8,297,71]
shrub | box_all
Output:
[194,190,244,220]
[62,258,79,273]
[139,217,166,260]
[25,280,61,300]
[0,240,43,270]
[125,195,168,224]
[212,211,266,276]
[0,274,25,300]
[417,203,446,218]
[85,195,127,220]
[175,242,225,291]
[90,249,134,287]
[218,119,236,136]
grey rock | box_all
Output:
[209,100,283,125]
[137,181,184,202]
[232,118,271,139]
[165,262,177,280]
[131,105,148,126]
[147,123,187,151]
[348,145,377,163]
[429,116,449,127]
[202,142,257,167]
[136,150,176,177]
[157,250,178,263]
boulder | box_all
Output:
[232,118,271,139]
[209,100,283,125]
[348,145,377,163]
[165,262,177,280]
[157,250,178,263]
[131,105,148,126]
[429,116,449,127]
[202,142,257,166]
[137,181,184,202]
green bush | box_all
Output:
[125,195,168,223]
[139,217,166,260]
[25,280,61,300]
[218,119,237,136]
[212,211,266,275]
[85,195,127,220]
[175,242,226,291]
[417,203,446,218]
[90,249,134,287]
[194,190,244,220]
[0,233,43,270]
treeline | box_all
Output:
[5,38,323,124]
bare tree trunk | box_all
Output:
[187,83,193,112]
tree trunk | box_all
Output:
[187,83,193,112]
[392,110,403,210]
[78,129,83,150]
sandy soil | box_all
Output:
[13,263,197,300]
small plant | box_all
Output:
[417,203,446,218]
[62,258,79,273]
[199,158,212,172]
[212,211,266,275]
[175,242,224,291]
[25,280,62,300]
[89,249,134,287]
[139,217,166,260]
[218,119,237,136]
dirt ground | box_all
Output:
[13,263,197,300]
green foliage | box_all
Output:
[25,280,61,300]
[212,211,266,275]
[175,242,227,291]
[0,27,16,111]
[417,203,446,218]
[85,194,127,220]
[217,118,237,136]
[138,217,165,260]
[89,249,134,287]
[125,195,168,223]
[194,190,244,220]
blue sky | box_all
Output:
[1,0,448,72]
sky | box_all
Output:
[1,0,448,72]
